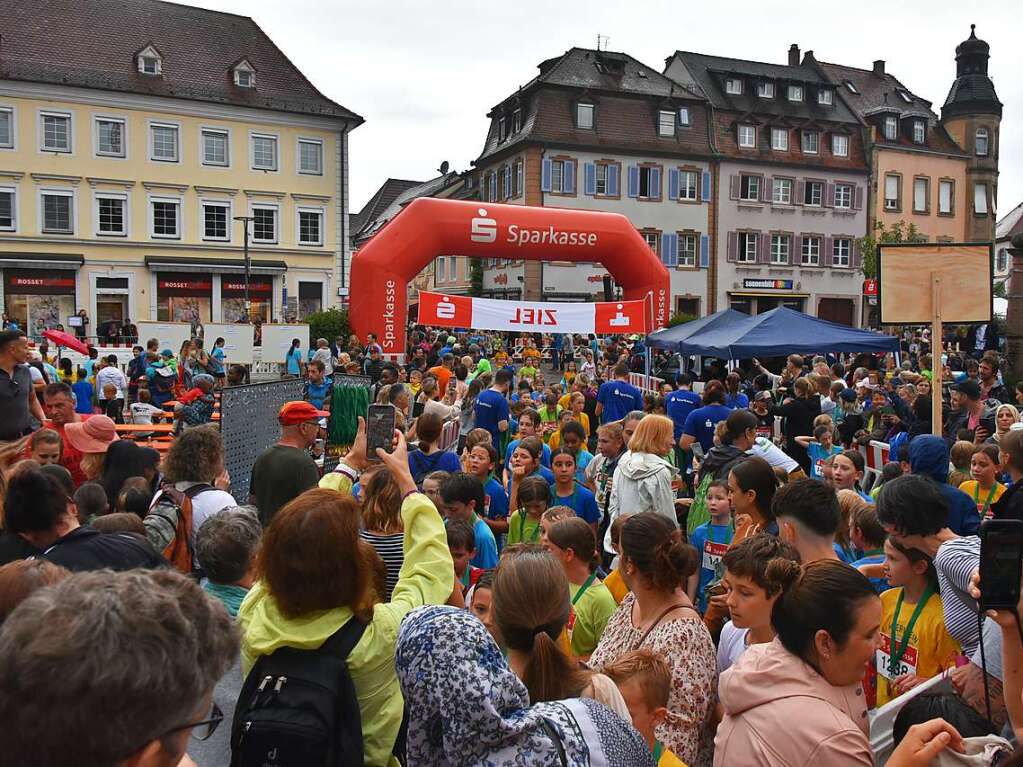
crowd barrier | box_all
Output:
[437,418,461,452]
[859,440,891,491]
[628,372,665,396]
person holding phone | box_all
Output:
[946,380,998,444]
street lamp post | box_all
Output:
[234,215,255,321]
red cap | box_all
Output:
[278,400,330,425]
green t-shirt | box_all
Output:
[506,510,542,545]
[250,444,320,525]
[568,578,617,657]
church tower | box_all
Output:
[941,24,1002,242]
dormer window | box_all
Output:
[758,82,775,98]
[498,117,507,142]
[818,89,833,105]
[677,107,691,127]
[725,78,743,95]
[897,89,913,104]
[787,85,803,102]
[512,108,522,133]
[844,80,859,94]
[884,116,898,141]
[913,120,926,145]
[232,59,256,88]
[658,110,675,137]
[136,45,163,75]
[576,102,594,130]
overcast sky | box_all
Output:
[191,0,1021,221]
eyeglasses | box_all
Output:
[164,701,224,742]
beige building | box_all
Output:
[0,0,361,338]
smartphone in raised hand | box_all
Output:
[366,404,397,459]
[979,519,1023,611]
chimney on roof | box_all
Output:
[802,50,815,65]
[873,59,886,76]
[788,44,800,67]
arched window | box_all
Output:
[976,127,989,156]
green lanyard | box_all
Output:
[518,512,541,543]
[888,583,936,676]
[972,483,998,517]
[652,741,663,763]
[572,571,598,606]
[460,568,471,589]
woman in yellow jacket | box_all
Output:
[239,419,454,767]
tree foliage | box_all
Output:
[469,258,483,297]
[668,312,698,327]
[856,220,927,279]
[305,308,351,343]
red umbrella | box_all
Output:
[43,329,91,355]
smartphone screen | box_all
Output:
[979,520,1023,610]
[367,405,396,458]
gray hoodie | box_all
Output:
[604,450,678,551]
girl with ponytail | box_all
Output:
[590,513,717,767]
[491,546,630,718]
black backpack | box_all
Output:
[231,617,367,767]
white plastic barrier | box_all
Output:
[260,324,311,364]
[436,418,461,452]
[859,440,891,491]
[136,322,193,355]
[204,323,255,365]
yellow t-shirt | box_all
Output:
[876,586,960,706]
[568,579,617,658]
[603,567,629,604]
[506,510,542,545]
[957,480,1006,521]
[548,414,591,449]
[655,742,687,767]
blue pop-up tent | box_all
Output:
[670,306,899,359]
[646,308,748,351]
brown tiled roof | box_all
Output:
[0,0,363,122]
[351,179,423,238]
[818,62,965,156]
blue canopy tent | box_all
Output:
[646,308,748,351]
[671,306,899,359]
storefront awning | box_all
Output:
[144,256,287,275]
[0,253,83,269]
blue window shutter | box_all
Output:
[563,160,576,194]
[627,165,640,198]
[701,170,712,201]
[663,233,678,267]
[541,158,552,192]
[608,164,620,196]
[700,234,710,268]
[490,173,497,202]
[650,167,662,198]
[584,163,596,195]
[503,168,511,199]
[668,168,680,200]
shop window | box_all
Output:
[221,276,272,323]
[5,269,76,335]
[156,274,212,324]
[298,281,323,318]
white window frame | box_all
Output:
[938,180,954,215]
[94,191,128,237]
[771,127,788,151]
[725,78,743,95]
[976,128,989,157]
[678,107,691,127]
[772,178,792,205]
[576,103,594,130]
[0,185,17,232]
[758,82,775,99]
[595,162,608,196]
[0,105,15,150]
[913,120,926,145]
[658,110,675,137]
[39,110,73,154]
[200,199,232,242]
[884,174,901,210]
[740,174,760,202]
[787,85,803,102]
[801,236,821,266]
[818,89,833,105]
[770,234,790,265]
[832,238,851,267]
[802,131,819,154]
[551,160,565,194]
[975,183,989,215]
[297,137,324,175]
[512,108,522,133]
[679,233,698,267]
[148,120,180,163]
[297,206,325,247]
[200,127,230,167]
[93,115,127,159]
[679,170,698,201]
[913,177,929,213]
[834,183,853,210]
[138,50,162,75]
[149,195,182,240]
[642,231,659,255]
[234,69,255,88]
[831,134,849,157]
[884,116,898,141]
[738,232,758,263]
[738,124,756,149]
[250,131,279,172]
[38,188,76,235]
[804,180,823,207]
[250,203,279,244]
[436,257,446,283]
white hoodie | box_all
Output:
[604,450,677,552]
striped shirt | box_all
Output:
[359,530,404,602]
[934,536,983,655]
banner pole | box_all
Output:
[645,291,654,379]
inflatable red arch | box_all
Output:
[350,199,671,358]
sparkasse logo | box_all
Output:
[470,208,497,243]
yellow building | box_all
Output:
[0,0,362,339]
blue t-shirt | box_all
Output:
[688,521,733,613]
[573,450,594,486]
[83,359,97,378]
[209,346,226,374]
[683,404,733,453]
[304,379,332,410]
[505,465,555,493]
[596,380,644,424]
[471,516,499,569]
[408,449,461,485]
[807,442,842,480]
[851,552,889,594]
[72,380,94,414]
[484,476,510,521]
[505,438,552,470]
[666,389,701,441]
[725,392,749,409]
[550,484,600,525]
[286,347,303,375]
[833,542,856,564]
[474,389,510,450]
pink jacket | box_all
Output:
[714,638,872,767]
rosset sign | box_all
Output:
[418,290,649,335]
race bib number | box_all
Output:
[876,632,918,680]
[756,426,773,440]
[814,458,825,478]
[703,540,728,573]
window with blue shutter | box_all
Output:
[668,168,680,200]
[627,166,640,198]
[649,167,661,199]
[699,234,710,268]
[701,170,712,201]
[608,164,620,197]
[489,173,497,202]
[563,160,576,194]
[503,167,512,199]
[662,232,678,267]
[541,158,552,192]
[584,163,597,195]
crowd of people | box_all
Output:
[0,321,1023,767]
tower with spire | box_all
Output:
[941,24,1002,242]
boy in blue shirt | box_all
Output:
[687,480,734,613]
[440,472,499,569]
[303,358,332,411]
[849,503,890,594]
[72,368,94,415]
[796,425,843,481]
